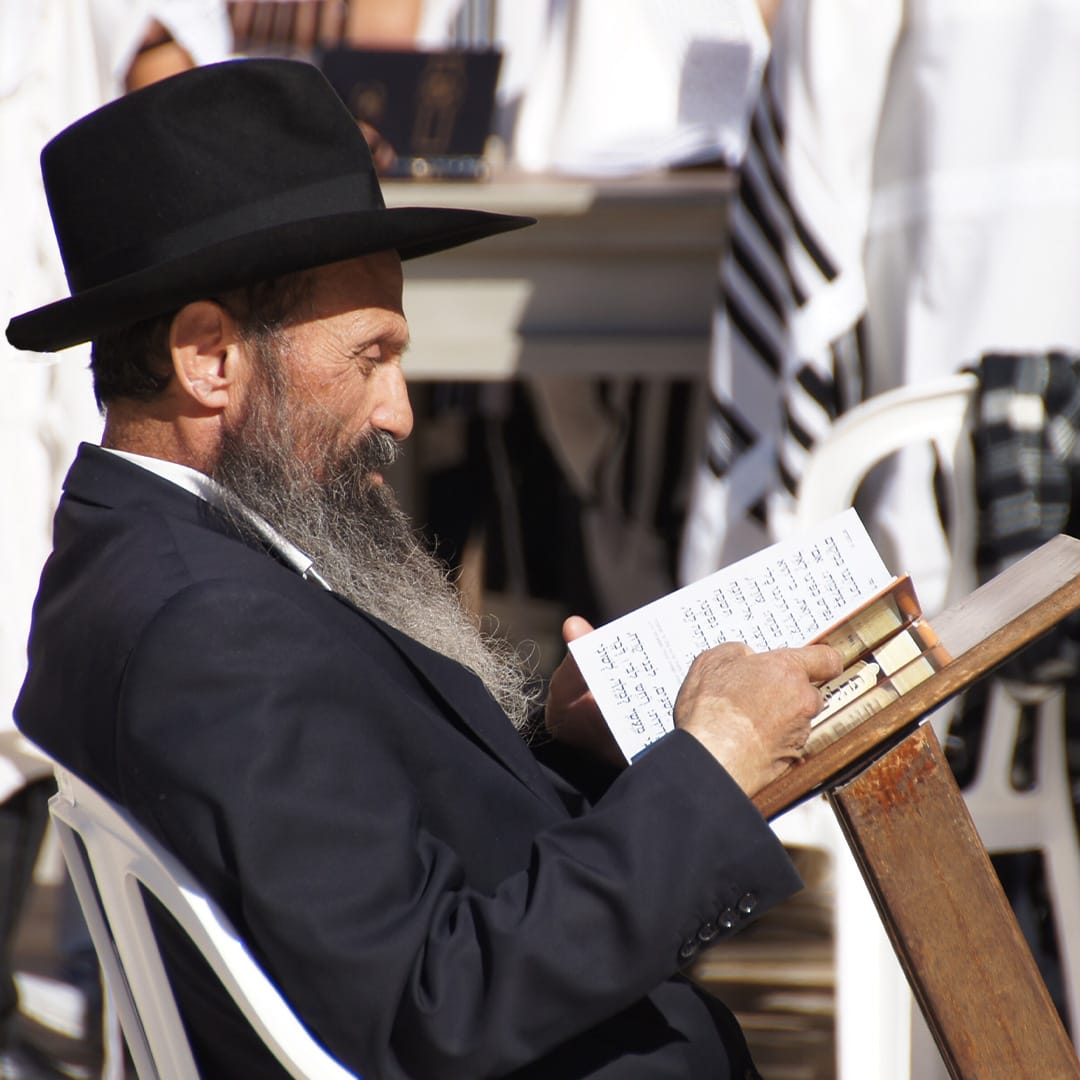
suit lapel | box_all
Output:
[332,594,568,814]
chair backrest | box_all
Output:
[793,372,979,604]
[47,768,358,1080]
[792,372,978,741]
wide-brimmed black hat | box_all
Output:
[5,57,534,353]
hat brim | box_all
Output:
[6,205,534,353]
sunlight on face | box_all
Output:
[232,252,413,476]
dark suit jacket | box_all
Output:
[17,444,802,1079]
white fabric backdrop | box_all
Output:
[0,0,231,801]
[682,0,1080,616]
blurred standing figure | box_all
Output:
[681,0,1080,617]
[495,0,770,176]
[0,3,230,1075]
[680,10,1080,1067]
[421,0,776,634]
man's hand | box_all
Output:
[675,643,843,797]
[544,616,626,770]
[359,121,399,175]
[125,21,195,94]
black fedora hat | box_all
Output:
[5,57,534,353]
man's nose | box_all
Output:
[371,365,413,441]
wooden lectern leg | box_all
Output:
[828,724,1079,1079]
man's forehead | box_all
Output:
[291,252,404,324]
[315,251,402,302]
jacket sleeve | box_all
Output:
[116,577,801,1079]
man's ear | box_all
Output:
[169,301,241,412]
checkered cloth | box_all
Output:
[971,351,1080,683]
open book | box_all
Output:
[568,509,948,763]
[806,575,950,755]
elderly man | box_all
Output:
[6,59,839,1079]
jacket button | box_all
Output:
[679,938,697,960]
[697,921,718,943]
[718,907,737,929]
[738,892,758,916]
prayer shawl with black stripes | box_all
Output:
[680,0,1080,617]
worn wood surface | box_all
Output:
[754,534,1080,821]
[830,725,1080,1077]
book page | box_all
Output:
[569,508,893,763]
[810,575,920,666]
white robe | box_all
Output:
[0,0,231,800]
[681,0,1080,616]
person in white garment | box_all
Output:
[0,4,230,1075]
[679,2,1080,1074]
[681,0,1080,617]
[413,0,776,634]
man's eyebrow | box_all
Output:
[350,331,411,357]
[388,335,411,358]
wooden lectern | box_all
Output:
[753,535,1080,1078]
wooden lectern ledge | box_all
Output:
[754,534,1080,1078]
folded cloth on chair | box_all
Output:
[970,350,1080,683]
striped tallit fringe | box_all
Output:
[701,60,866,547]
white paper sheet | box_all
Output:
[568,508,893,762]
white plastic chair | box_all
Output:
[47,767,359,1080]
[783,372,1080,1075]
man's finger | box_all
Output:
[787,643,845,683]
[562,615,595,644]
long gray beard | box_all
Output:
[211,362,539,730]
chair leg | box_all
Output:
[1037,693,1080,1044]
[1045,839,1080,1044]
[0,781,51,1049]
[101,985,125,1080]
[834,841,913,1080]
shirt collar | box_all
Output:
[100,446,227,507]
[98,446,332,589]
